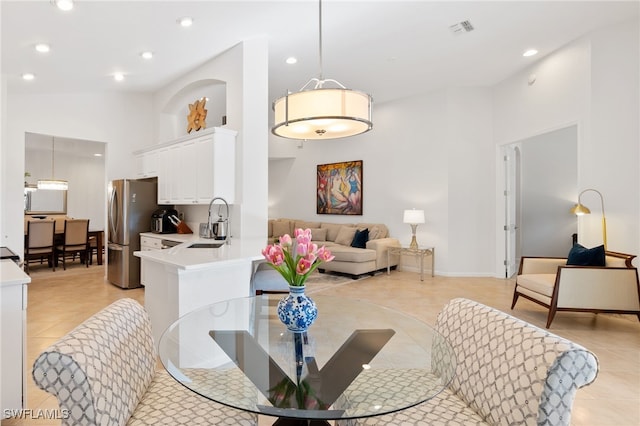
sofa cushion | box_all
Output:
[335,226,358,246]
[516,274,556,297]
[309,228,327,241]
[321,223,348,242]
[567,244,605,266]
[351,228,369,249]
[328,245,377,263]
[272,220,292,239]
[295,220,321,230]
[358,224,388,240]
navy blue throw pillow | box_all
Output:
[566,244,605,266]
[351,228,369,249]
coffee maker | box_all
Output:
[151,208,178,234]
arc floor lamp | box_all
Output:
[570,188,607,250]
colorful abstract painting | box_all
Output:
[317,160,363,215]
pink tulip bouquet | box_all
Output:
[262,228,335,287]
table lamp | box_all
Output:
[403,209,425,249]
[570,188,607,250]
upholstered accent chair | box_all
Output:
[32,298,257,426]
[338,298,598,426]
[512,250,640,328]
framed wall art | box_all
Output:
[317,160,363,215]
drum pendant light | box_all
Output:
[272,0,373,140]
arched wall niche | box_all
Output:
[158,78,227,142]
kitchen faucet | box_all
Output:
[204,197,229,243]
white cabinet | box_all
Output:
[1,260,30,416]
[140,235,163,251]
[135,150,158,178]
[179,139,198,203]
[138,127,237,205]
[157,147,171,204]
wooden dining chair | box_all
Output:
[24,220,56,274]
[55,219,90,270]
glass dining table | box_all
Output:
[158,294,456,425]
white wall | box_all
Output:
[268,87,495,276]
[1,38,270,257]
[152,38,269,240]
[519,126,577,257]
[446,88,495,275]
[268,18,639,276]
[587,20,639,254]
[2,92,154,256]
[493,18,639,263]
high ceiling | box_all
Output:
[2,1,638,105]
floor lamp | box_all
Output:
[403,209,425,249]
[570,188,607,250]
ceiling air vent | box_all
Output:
[449,20,475,35]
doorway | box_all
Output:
[503,125,578,277]
[24,133,107,228]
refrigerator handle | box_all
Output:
[109,185,119,239]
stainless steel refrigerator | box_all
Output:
[107,179,158,288]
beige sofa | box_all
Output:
[268,218,400,278]
[512,250,640,328]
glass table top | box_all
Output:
[158,294,456,422]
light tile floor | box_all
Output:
[3,261,639,425]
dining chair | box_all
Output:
[24,220,56,274]
[87,234,105,265]
[55,219,90,270]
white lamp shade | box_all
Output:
[272,88,372,140]
[403,209,425,224]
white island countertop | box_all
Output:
[134,233,266,270]
[1,259,31,287]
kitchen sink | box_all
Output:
[187,242,225,249]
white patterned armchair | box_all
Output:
[338,298,598,426]
[32,298,257,426]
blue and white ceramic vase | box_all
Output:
[277,285,318,332]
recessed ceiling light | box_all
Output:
[93,153,103,157]
[286,57,297,65]
[178,17,193,27]
[53,0,74,11]
[140,51,154,60]
[22,73,35,81]
[523,49,538,57]
[35,43,51,53]
[113,73,125,82]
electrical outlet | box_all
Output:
[178,211,185,221]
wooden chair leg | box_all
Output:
[511,291,520,309]
[546,307,557,329]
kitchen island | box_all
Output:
[1,258,31,415]
[134,234,265,347]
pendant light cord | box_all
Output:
[318,0,323,82]
[51,137,56,179]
